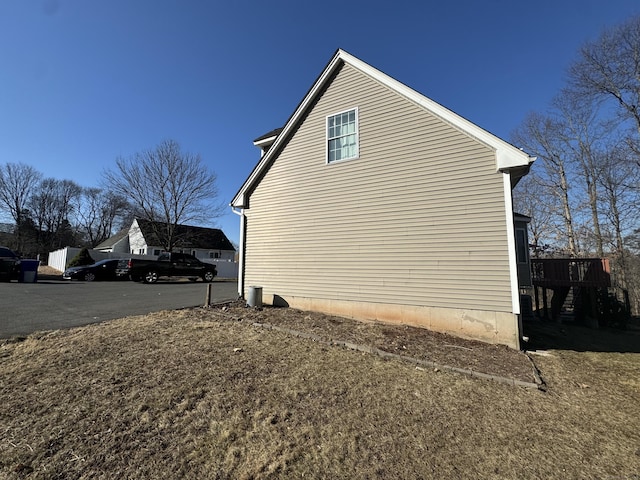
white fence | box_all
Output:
[202,258,238,279]
[47,247,238,279]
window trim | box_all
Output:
[326,107,359,164]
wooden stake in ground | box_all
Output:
[205,283,212,306]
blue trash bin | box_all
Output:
[18,259,39,283]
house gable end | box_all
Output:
[232,49,534,208]
[94,228,129,251]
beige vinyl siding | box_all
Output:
[244,63,513,312]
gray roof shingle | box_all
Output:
[136,219,235,251]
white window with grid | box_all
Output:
[327,108,358,163]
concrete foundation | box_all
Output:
[263,293,521,349]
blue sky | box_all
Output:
[1,0,638,245]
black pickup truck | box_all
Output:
[116,252,217,283]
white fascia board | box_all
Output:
[338,50,533,172]
[232,193,246,208]
[496,149,534,171]
[253,135,278,149]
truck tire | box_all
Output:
[143,270,159,284]
[202,270,215,282]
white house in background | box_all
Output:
[95,218,236,261]
[232,49,535,349]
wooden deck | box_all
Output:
[531,258,611,288]
[530,258,612,324]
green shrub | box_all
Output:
[67,248,94,268]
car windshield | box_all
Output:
[0,247,17,258]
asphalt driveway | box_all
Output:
[0,277,238,338]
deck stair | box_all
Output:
[531,258,611,324]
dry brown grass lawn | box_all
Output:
[1,304,639,479]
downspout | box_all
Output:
[231,207,246,299]
[502,170,522,350]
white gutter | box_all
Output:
[231,206,245,298]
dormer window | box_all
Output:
[327,108,359,163]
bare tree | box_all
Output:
[29,178,82,250]
[512,112,579,256]
[554,92,610,256]
[102,140,222,251]
[598,144,639,282]
[0,163,42,224]
[565,15,640,310]
[73,188,130,247]
[568,15,640,143]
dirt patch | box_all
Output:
[216,303,537,385]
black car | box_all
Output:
[63,259,123,281]
[0,246,20,282]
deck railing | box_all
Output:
[531,258,611,288]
